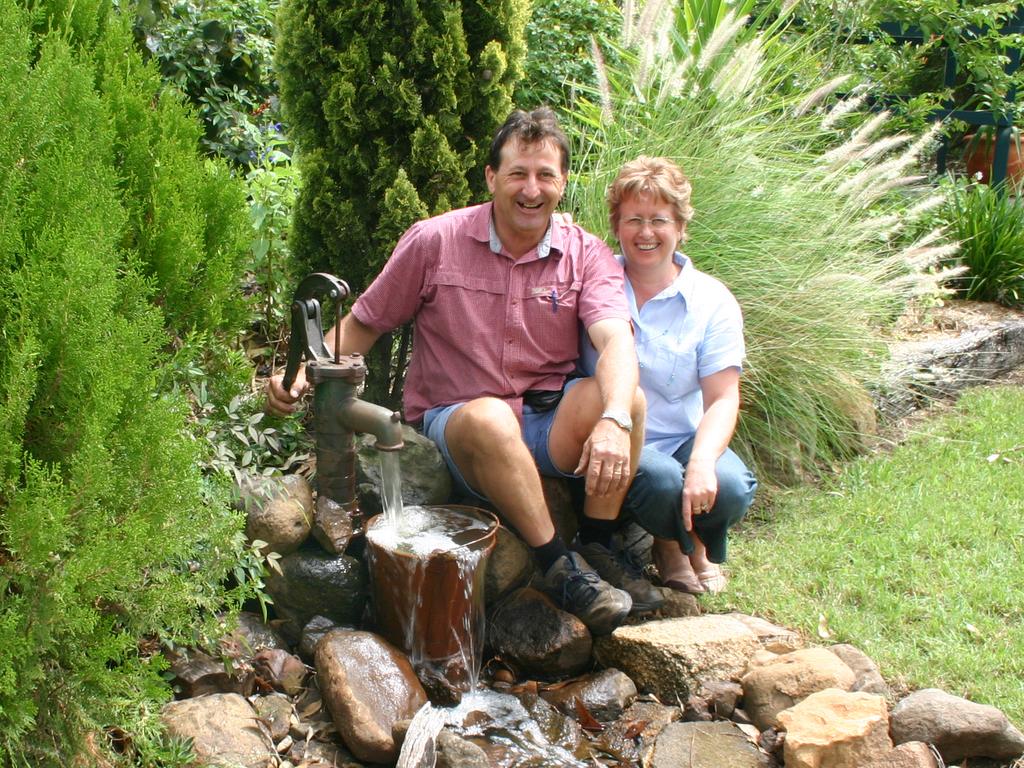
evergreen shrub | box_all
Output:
[0,2,253,763]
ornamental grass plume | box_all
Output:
[567,0,955,482]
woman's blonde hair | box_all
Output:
[607,156,695,242]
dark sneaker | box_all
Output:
[541,552,632,635]
[572,539,665,614]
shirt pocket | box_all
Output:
[642,335,699,401]
[424,271,507,352]
[521,280,582,363]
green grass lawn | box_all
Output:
[710,384,1024,726]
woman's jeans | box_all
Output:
[624,439,757,563]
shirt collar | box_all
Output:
[488,206,556,259]
[622,251,696,307]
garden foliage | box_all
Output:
[516,0,621,112]
[568,1,958,481]
[789,0,1024,133]
[275,0,528,405]
[0,1,253,762]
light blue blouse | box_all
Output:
[580,252,745,455]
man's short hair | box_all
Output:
[489,108,570,173]
[606,156,695,241]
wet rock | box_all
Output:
[777,688,891,768]
[540,668,638,722]
[658,587,701,618]
[161,692,274,767]
[299,615,341,663]
[603,700,682,766]
[264,543,366,638]
[519,692,585,755]
[356,425,451,517]
[868,741,941,768]
[312,495,354,554]
[167,648,255,698]
[222,611,290,655]
[435,729,490,768]
[252,648,308,695]
[889,688,1024,762]
[487,587,592,679]
[648,721,771,767]
[241,473,313,556]
[485,525,535,603]
[701,679,744,719]
[595,615,760,703]
[828,643,890,698]
[315,629,427,764]
[252,692,293,742]
[741,647,856,730]
[726,613,804,654]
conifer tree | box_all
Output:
[275,0,528,404]
[0,1,250,762]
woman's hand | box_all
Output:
[682,455,718,531]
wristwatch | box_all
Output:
[600,409,633,433]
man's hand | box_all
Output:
[681,456,718,531]
[265,367,309,416]
[575,418,632,496]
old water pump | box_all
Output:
[282,272,403,543]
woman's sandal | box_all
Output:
[696,564,728,594]
[662,577,705,595]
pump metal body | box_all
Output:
[283,273,403,525]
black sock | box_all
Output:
[577,516,618,549]
[533,535,569,573]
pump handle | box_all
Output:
[282,273,351,391]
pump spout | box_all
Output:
[336,398,404,451]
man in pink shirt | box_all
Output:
[267,109,658,634]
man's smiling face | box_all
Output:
[485,138,567,253]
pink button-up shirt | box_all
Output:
[352,202,629,423]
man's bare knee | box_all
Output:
[446,398,521,451]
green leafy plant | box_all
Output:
[791,0,1024,135]
[136,0,283,165]
[567,0,957,482]
[943,180,1024,306]
[244,125,299,349]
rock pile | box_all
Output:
[159,427,1024,767]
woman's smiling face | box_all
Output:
[615,192,685,269]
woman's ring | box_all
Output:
[699,503,709,512]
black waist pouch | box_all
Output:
[523,388,564,412]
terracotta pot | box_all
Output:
[963,131,1024,187]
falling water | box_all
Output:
[379,450,403,527]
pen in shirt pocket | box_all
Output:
[551,289,558,313]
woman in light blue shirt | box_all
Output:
[580,156,757,594]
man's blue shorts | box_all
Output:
[421,379,584,504]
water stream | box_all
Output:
[396,690,590,768]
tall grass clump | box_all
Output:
[567,0,959,483]
[943,182,1024,307]
[0,1,255,763]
